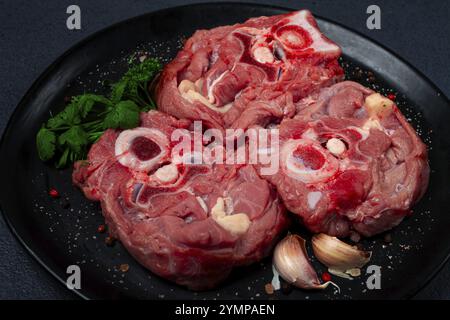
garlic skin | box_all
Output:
[312,233,371,278]
[273,234,335,290]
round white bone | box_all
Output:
[274,10,339,54]
[153,163,179,184]
[282,31,302,45]
[326,138,346,156]
[281,139,339,184]
[115,127,169,172]
[252,46,274,64]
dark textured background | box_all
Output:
[0,0,449,300]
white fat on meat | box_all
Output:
[362,118,383,132]
[178,79,196,94]
[301,128,318,140]
[364,93,394,118]
[274,10,340,55]
[178,79,233,113]
[115,127,169,172]
[359,94,394,135]
[210,197,250,236]
[347,125,370,141]
[207,71,228,103]
[351,93,394,140]
[281,139,339,184]
[235,26,268,37]
[307,191,323,210]
[196,196,208,213]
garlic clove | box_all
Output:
[312,233,371,278]
[273,234,337,291]
[328,268,354,280]
[346,268,361,277]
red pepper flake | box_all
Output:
[48,188,60,198]
[387,93,396,101]
[321,272,332,282]
[97,224,106,233]
[119,264,129,273]
[105,236,116,247]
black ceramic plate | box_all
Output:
[1,3,449,300]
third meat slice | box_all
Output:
[257,81,429,237]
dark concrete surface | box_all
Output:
[0,0,449,299]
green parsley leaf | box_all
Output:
[36,127,56,161]
[103,100,140,130]
[58,125,89,154]
[75,94,111,117]
[37,55,161,168]
[47,103,81,129]
[113,58,162,108]
[110,81,126,104]
[56,148,70,169]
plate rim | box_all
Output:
[1,1,449,300]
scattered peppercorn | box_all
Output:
[48,188,60,198]
[384,233,393,243]
[280,280,293,295]
[97,224,106,233]
[321,272,332,282]
[60,198,70,209]
[366,71,376,83]
[356,69,364,78]
[119,264,129,273]
[264,283,274,295]
[105,236,115,246]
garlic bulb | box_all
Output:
[312,233,371,279]
[273,234,338,291]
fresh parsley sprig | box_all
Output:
[36,57,162,168]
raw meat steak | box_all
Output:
[156,10,343,131]
[73,111,288,289]
[257,81,429,237]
